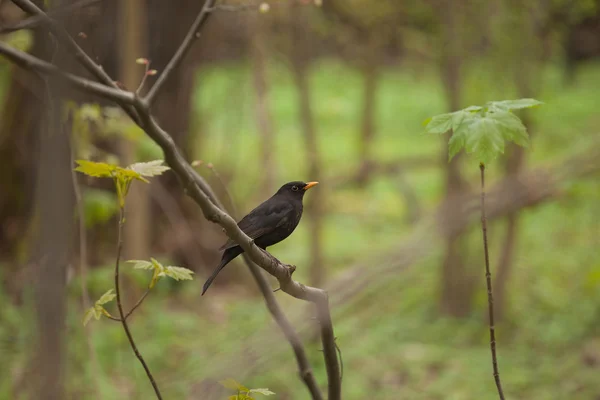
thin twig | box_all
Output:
[144,0,217,105]
[114,206,163,400]
[0,0,101,34]
[334,338,343,382]
[136,62,152,95]
[480,162,505,400]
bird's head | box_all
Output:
[276,181,319,198]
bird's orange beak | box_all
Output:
[303,181,319,190]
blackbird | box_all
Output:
[201,181,319,295]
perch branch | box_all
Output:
[204,163,324,400]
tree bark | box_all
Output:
[29,4,75,396]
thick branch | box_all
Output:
[0,43,135,104]
[144,0,217,105]
[206,166,323,399]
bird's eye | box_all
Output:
[291,185,299,191]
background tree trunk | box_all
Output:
[250,12,276,195]
[356,33,379,187]
[291,5,325,289]
[437,0,473,318]
[29,4,75,396]
[118,0,150,262]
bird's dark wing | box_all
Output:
[219,200,294,250]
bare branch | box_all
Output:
[144,0,217,105]
[1,0,101,34]
[0,42,136,104]
[10,0,141,124]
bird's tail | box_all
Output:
[202,246,243,295]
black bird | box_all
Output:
[202,181,319,295]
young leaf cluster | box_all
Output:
[75,159,169,206]
[219,378,276,400]
[83,289,116,326]
[127,258,195,289]
[424,98,542,165]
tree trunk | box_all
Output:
[118,0,150,262]
[493,2,540,321]
[356,58,378,187]
[249,12,276,195]
[291,5,325,288]
[437,0,472,318]
[28,4,75,396]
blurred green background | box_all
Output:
[0,0,599,399]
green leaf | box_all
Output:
[464,117,505,165]
[74,160,116,178]
[96,289,116,305]
[93,306,102,320]
[488,98,543,111]
[487,110,529,147]
[118,167,148,183]
[149,259,164,289]
[228,396,240,400]
[162,266,195,281]
[127,260,154,270]
[98,306,113,318]
[128,160,170,178]
[447,113,477,161]
[83,307,95,326]
[427,99,541,164]
[249,388,276,396]
[424,112,453,134]
[219,379,249,392]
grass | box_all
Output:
[1,59,600,399]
